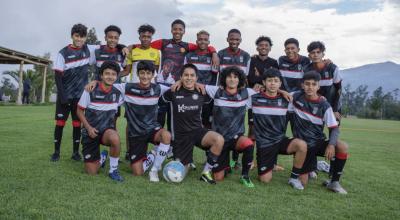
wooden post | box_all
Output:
[41,65,47,103]
[16,61,24,105]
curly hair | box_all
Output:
[219,66,247,89]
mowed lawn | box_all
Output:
[0,105,399,219]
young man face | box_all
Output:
[171,24,185,41]
[257,40,271,57]
[227,33,241,51]
[284,43,300,60]
[71,33,87,48]
[302,79,320,98]
[105,31,120,49]
[139,31,153,49]
[101,68,118,86]
[308,48,324,63]
[263,77,281,95]
[181,67,197,90]
[138,69,154,87]
[225,73,239,90]
[196,34,210,51]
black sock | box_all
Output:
[232,150,239,162]
[290,167,302,179]
[241,145,254,177]
[207,151,218,167]
[331,155,347,182]
[54,125,64,154]
[72,127,81,153]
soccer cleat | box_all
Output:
[50,153,60,162]
[240,176,255,188]
[189,162,197,170]
[309,171,318,179]
[322,179,331,187]
[108,169,124,182]
[288,178,304,190]
[149,170,160,182]
[71,152,81,161]
[200,171,216,184]
[100,150,108,168]
[317,160,330,173]
[326,181,347,194]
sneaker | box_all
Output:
[240,176,255,188]
[149,170,159,182]
[317,160,330,173]
[229,160,241,171]
[189,162,197,170]
[100,150,108,168]
[71,152,81,161]
[309,171,318,179]
[108,170,124,182]
[200,171,216,184]
[50,153,60,162]
[288,178,304,190]
[326,181,347,194]
[322,179,331,187]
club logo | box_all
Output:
[192,94,199,100]
[85,154,91,159]
[260,166,267,171]
[312,106,318,114]
[278,99,282,106]
[131,155,136,160]
[150,52,155,57]
[178,104,199,112]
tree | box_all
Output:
[0,77,17,101]
[86,27,101,80]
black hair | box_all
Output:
[219,66,247,89]
[136,60,155,74]
[284,38,299,47]
[71,23,87,37]
[303,71,321,82]
[307,41,326,53]
[228,28,241,36]
[171,19,185,29]
[138,24,155,35]
[255,36,273,46]
[104,25,121,35]
[180,63,198,76]
[261,68,281,81]
[99,61,120,75]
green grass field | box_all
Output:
[0,105,399,219]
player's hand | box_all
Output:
[85,80,98,92]
[87,126,98,138]
[195,83,206,95]
[171,80,182,92]
[254,67,260,76]
[122,47,130,56]
[325,144,335,161]
[323,59,332,65]
[253,83,264,92]
[211,53,220,70]
[334,112,342,121]
[279,90,293,102]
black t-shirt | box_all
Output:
[162,88,212,136]
[248,55,279,87]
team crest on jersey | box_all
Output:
[277,99,282,106]
[312,106,319,114]
[236,93,242,100]
[324,72,329,78]
[112,94,116,102]
[180,48,186,53]
[206,57,211,63]
[150,52,155,58]
[192,94,199,100]
[297,64,302,71]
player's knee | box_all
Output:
[296,139,307,153]
[214,171,225,182]
[72,120,81,128]
[259,173,272,183]
[215,134,224,147]
[336,140,348,153]
[55,120,66,127]
[238,137,254,151]
[161,130,171,143]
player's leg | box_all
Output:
[128,135,149,176]
[51,98,70,161]
[172,135,194,179]
[299,147,317,186]
[257,146,277,183]
[286,138,307,190]
[149,128,172,182]
[326,140,349,194]
[81,132,101,175]
[213,143,231,182]
[199,130,224,184]
[71,99,82,161]
[102,129,123,182]
[235,136,255,187]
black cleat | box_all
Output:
[200,171,216,184]
[50,153,60,162]
[71,152,82,161]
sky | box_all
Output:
[0,0,399,76]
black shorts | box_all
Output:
[201,101,214,128]
[172,128,209,165]
[81,128,114,163]
[213,134,242,173]
[55,98,80,121]
[247,109,254,125]
[301,139,330,174]
[257,137,293,176]
[128,128,161,164]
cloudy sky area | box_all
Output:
[0,0,399,75]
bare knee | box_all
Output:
[214,171,225,182]
[259,173,272,183]
[161,130,171,144]
[336,140,348,153]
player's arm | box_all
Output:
[170,80,206,94]
[324,106,340,160]
[278,89,293,102]
[77,91,98,138]
[53,52,68,104]
[332,66,343,119]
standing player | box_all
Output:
[217,28,251,170]
[162,64,224,184]
[289,71,349,194]
[249,68,307,190]
[77,61,124,181]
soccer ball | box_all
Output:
[162,160,186,183]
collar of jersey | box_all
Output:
[99,82,112,94]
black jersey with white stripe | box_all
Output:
[162,88,212,138]
[250,93,289,148]
[184,51,217,85]
[218,48,251,76]
[53,44,97,99]
[206,86,255,140]
[78,83,123,134]
[304,63,342,111]
[278,55,310,92]
[289,91,338,147]
[117,83,168,137]
[94,45,125,82]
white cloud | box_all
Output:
[311,0,342,4]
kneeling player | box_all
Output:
[250,68,307,190]
[290,71,349,194]
[162,64,224,184]
[77,61,124,182]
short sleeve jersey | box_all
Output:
[218,48,251,76]
[125,47,161,83]
[278,55,311,92]
[184,51,217,85]
[94,45,126,83]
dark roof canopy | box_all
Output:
[0,46,52,66]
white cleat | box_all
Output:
[288,178,304,190]
[317,160,330,173]
[149,170,160,182]
[309,171,318,180]
[326,181,347,194]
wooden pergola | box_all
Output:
[0,46,52,104]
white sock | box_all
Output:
[109,156,119,173]
[151,143,170,171]
[202,162,213,173]
[143,153,155,172]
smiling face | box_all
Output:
[138,69,154,87]
[196,33,210,51]
[308,48,324,63]
[101,68,118,86]
[71,33,87,48]
[181,67,198,90]
[263,76,281,95]
[302,79,320,98]
[139,31,153,49]
[171,23,185,41]
[227,32,241,51]
[257,40,271,56]
[284,43,300,61]
[225,73,239,90]
[105,31,120,49]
